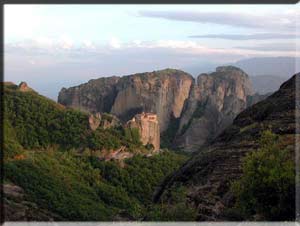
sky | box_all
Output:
[4,4,300,99]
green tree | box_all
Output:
[231,130,295,220]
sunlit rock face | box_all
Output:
[88,113,101,131]
[58,76,120,113]
[127,112,160,151]
[111,69,193,132]
[174,66,254,152]
[58,66,262,152]
[58,69,194,132]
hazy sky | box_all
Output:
[4,4,300,99]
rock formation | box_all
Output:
[88,112,120,131]
[174,66,254,152]
[127,112,160,151]
[4,183,59,220]
[88,113,101,131]
[18,82,33,92]
[154,73,298,220]
[58,76,120,113]
[58,69,193,132]
[58,66,265,152]
[97,146,134,162]
[101,113,120,129]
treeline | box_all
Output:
[3,83,189,220]
[3,83,145,159]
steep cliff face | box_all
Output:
[58,67,261,152]
[174,66,254,152]
[58,69,194,132]
[154,73,298,220]
[112,69,193,131]
[127,112,160,151]
[58,76,120,113]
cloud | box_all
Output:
[82,40,95,49]
[189,33,297,40]
[109,37,121,49]
[5,38,298,62]
[5,36,84,55]
[59,35,74,49]
[5,37,299,100]
[138,10,297,31]
[5,38,298,77]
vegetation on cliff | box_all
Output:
[231,131,295,221]
[3,82,188,221]
[4,71,297,221]
[3,83,145,155]
[4,149,187,220]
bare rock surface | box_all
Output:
[58,66,268,152]
[18,82,33,92]
[58,69,193,132]
[127,112,160,151]
[3,183,60,221]
[174,66,254,152]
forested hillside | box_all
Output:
[3,82,188,221]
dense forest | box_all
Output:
[3,83,189,220]
[3,80,296,221]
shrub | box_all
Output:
[146,186,197,221]
[231,130,295,221]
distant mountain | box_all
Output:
[182,62,218,77]
[250,75,286,94]
[234,57,300,78]
[183,57,300,78]
[184,57,299,94]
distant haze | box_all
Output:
[4,5,299,99]
[179,56,299,94]
[234,57,300,78]
[249,75,287,94]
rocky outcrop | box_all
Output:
[174,66,254,152]
[97,146,134,162]
[18,82,33,92]
[127,112,160,151]
[58,69,193,132]
[154,73,298,220]
[58,76,120,113]
[88,112,120,131]
[3,183,60,221]
[89,113,102,131]
[101,114,120,129]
